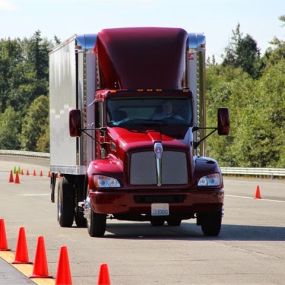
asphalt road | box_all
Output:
[0,158,284,284]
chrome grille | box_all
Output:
[130,151,188,185]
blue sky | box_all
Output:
[0,0,284,61]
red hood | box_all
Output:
[108,127,189,153]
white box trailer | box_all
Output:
[49,33,206,176]
[49,35,98,175]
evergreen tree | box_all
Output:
[20,95,49,151]
[0,107,21,149]
[222,24,261,78]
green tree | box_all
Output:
[206,65,255,166]
[24,31,50,102]
[262,16,285,68]
[0,107,21,149]
[223,24,261,78]
[0,31,53,152]
[20,95,49,151]
[0,38,23,112]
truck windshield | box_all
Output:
[107,97,192,127]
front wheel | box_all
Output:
[85,195,106,237]
[199,211,222,237]
[87,209,107,237]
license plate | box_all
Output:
[151,203,169,216]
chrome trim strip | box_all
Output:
[154,142,163,187]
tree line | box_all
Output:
[207,17,285,168]
[0,31,52,152]
[0,19,284,167]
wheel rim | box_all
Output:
[84,196,91,228]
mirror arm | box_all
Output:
[80,129,95,140]
[193,128,217,149]
[80,127,107,141]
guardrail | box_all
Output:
[0,150,49,158]
[1,150,284,178]
[221,167,285,178]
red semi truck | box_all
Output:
[49,27,229,237]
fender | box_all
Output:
[87,154,124,189]
[193,156,223,189]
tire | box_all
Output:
[50,173,56,203]
[167,218,181,227]
[150,218,165,226]
[57,176,75,227]
[87,209,107,237]
[200,211,222,237]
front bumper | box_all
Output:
[89,189,224,217]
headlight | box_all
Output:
[93,175,121,188]
[198,173,221,187]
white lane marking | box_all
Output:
[18,193,49,196]
[226,194,285,203]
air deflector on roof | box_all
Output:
[95,27,188,89]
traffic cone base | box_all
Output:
[97,263,111,285]
[0,219,10,251]
[55,246,72,285]
[255,185,262,199]
[13,227,31,264]
[30,236,52,278]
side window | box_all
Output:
[95,102,104,128]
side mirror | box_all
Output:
[217,108,230,135]
[69,109,81,137]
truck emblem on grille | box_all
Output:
[154,142,163,159]
[154,142,163,186]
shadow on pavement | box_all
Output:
[104,222,285,241]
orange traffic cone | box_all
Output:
[30,236,51,278]
[255,185,262,199]
[55,246,72,285]
[40,170,43,177]
[15,172,20,184]
[97,263,111,285]
[26,170,30,176]
[13,227,31,264]
[33,170,36,176]
[48,171,51,178]
[9,170,14,183]
[0,219,10,251]
[21,169,24,175]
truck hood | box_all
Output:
[108,126,190,153]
